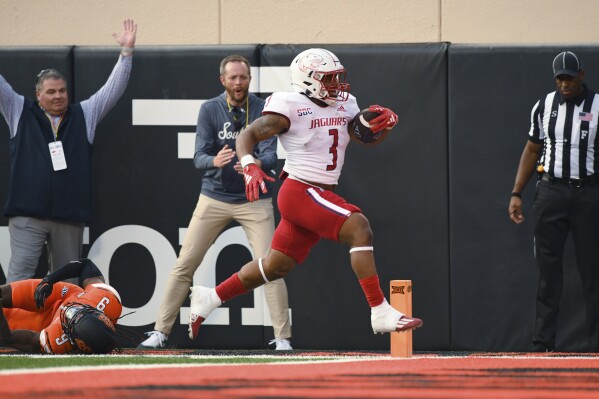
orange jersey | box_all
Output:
[4,279,122,354]
[5,279,77,331]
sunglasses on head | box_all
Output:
[36,69,51,85]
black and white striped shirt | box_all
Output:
[529,88,599,179]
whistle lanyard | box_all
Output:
[226,97,249,128]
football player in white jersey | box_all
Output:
[188,48,422,341]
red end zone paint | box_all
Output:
[1,355,599,398]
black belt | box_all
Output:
[541,173,599,188]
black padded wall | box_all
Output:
[448,45,599,351]
[0,44,450,350]
[67,44,450,350]
[10,43,596,351]
[72,46,269,349]
[260,44,450,350]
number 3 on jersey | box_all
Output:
[327,129,339,171]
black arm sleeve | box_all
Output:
[44,258,103,284]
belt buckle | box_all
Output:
[542,174,554,183]
[569,178,583,188]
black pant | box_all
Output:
[532,179,599,350]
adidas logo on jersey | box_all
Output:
[337,105,346,112]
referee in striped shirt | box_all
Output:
[509,51,599,353]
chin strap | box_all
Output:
[349,246,374,253]
[258,258,270,283]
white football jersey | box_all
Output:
[264,92,360,185]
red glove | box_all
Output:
[368,105,398,132]
[243,163,275,202]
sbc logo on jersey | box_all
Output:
[297,108,312,117]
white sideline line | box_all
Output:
[0,356,393,375]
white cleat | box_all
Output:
[371,303,423,334]
[188,286,222,340]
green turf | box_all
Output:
[0,355,332,370]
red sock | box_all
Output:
[215,273,248,303]
[359,274,385,307]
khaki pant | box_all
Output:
[154,194,291,339]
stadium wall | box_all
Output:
[0,43,597,352]
[0,0,598,46]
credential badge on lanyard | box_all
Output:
[49,141,67,171]
[46,112,67,171]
